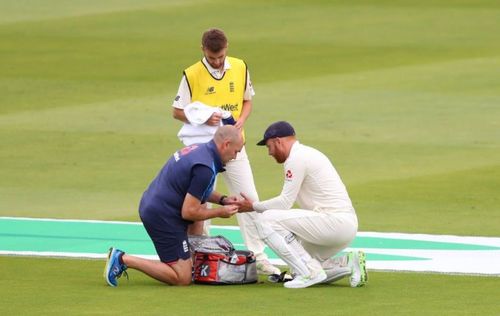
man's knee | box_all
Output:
[175,275,192,286]
[168,258,193,286]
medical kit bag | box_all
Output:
[189,235,257,285]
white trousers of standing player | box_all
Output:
[206,146,269,262]
[260,208,358,262]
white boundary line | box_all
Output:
[357,232,500,247]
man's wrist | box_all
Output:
[218,195,227,206]
[252,201,264,213]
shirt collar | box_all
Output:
[286,140,300,162]
[202,57,231,75]
[206,140,225,172]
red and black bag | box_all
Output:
[189,235,257,285]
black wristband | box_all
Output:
[218,195,227,206]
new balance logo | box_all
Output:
[205,86,215,95]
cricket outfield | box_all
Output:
[1,0,499,315]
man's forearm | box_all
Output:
[238,100,252,123]
[208,191,226,206]
[172,107,189,123]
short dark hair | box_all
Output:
[202,28,227,52]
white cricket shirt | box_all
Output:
[253,141,354,213]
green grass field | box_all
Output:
[1,0,499,315]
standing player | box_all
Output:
[171,28,280,275]
[235,121,368,288]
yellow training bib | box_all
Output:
[184,56,247,120]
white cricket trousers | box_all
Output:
[214,146,269,261]
[261,209,358,262]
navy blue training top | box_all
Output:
[139,140,224,232]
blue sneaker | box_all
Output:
[104,247,128,287]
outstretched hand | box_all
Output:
[234,192,254,213]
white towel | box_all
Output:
[177,102,231,145]
[184,101,221,126]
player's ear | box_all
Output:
[277,138,286,150]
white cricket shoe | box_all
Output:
[322,266,351,284]
[284,259,327,289]
[284,270,327,289]
[348,251,368,287]
[256,259,281,275]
